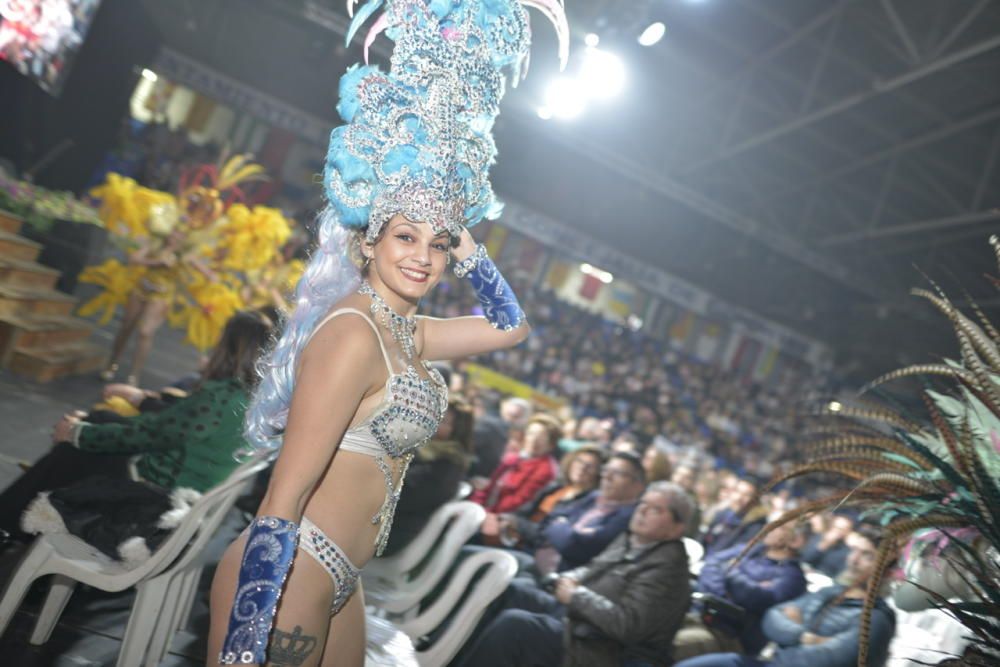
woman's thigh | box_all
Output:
[207,534,336,667]
[137,298,169,335]
[320,579,366,667]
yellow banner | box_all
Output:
[464,363,567,411]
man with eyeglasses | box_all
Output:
[458,481,695,667]
[529,451,648,575]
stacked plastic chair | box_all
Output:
[0,452,271,666]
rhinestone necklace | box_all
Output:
[359,281,418,361]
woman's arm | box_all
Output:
[419,229,530,361]
[255,314,383,522]
[419,315,530,361]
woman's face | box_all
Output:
[522,422,553,456]
[568,452,601,488]
[367,215,450,304]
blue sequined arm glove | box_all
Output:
[453,244,526,331]
[219,516,299,665]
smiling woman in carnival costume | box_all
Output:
[207,0,568,664]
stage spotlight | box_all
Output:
[638,22,665,47]
[141,68,158,82]
[537,106,553,120]
[828,401,843,413]
[584,33,600,47]
[579,46,625,99]
[545,77,587,119]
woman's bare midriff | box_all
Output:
[302,444,405,569]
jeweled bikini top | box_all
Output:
[306,305,447,555]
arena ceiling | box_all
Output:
[142,0,1000,380]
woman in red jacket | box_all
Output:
[471,413,561,514]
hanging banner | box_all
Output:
[153,48,331,145]
[464,363,567,411]
[497,198,827,364]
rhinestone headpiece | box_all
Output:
[324,0,569,241]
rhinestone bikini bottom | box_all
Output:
[299,516,362,616]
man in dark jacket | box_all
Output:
[457,481,694,667]
[700,477,768,557]
[531,451,645,573]
[675,522,897,667]
[673,521,807,660]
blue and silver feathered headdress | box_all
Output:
[325,0,568,241]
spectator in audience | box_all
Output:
[458,482,694,667]
[483,445,605,548]
[674,521,808,660]
[559,415,603,454]
[642,445,673,483]
[694,472,722,532]
[701,477,768,557]
[672,462,698,495]
[382,396,475,556]
[0,309,274,542]
[672,463,702,538]
[674,522,897,667]
[611,432,642,455]
[469,395,532,477]
[501,396,533,428]
[801,513,855,577]
[525,451,646,575]
[471,414,561,514]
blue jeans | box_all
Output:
[456,608,564,667]
[454,578,566,667]
[674,654,768,667]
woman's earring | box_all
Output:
[363,253,372,269]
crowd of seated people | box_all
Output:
[423,274,829,481]
[379,364,899,667]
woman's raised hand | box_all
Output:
[450,228,478,263]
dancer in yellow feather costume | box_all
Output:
[81,154,297,384]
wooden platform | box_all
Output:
[0,209,106,382]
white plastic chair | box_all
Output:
[0,453,270,666]
[886,602,971,666]
[136,455,272,666]
[394,548,518,667]
[365,501,486,614]
[682,537,704,568]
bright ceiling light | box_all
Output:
[579,47,625,99]
[141,68,158,82]
[545,77,587,119]
[828,401,843,413]
[584,32,600,47]
[638,22,665,47]
[537,107,552,120]
[580,262,613,283]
